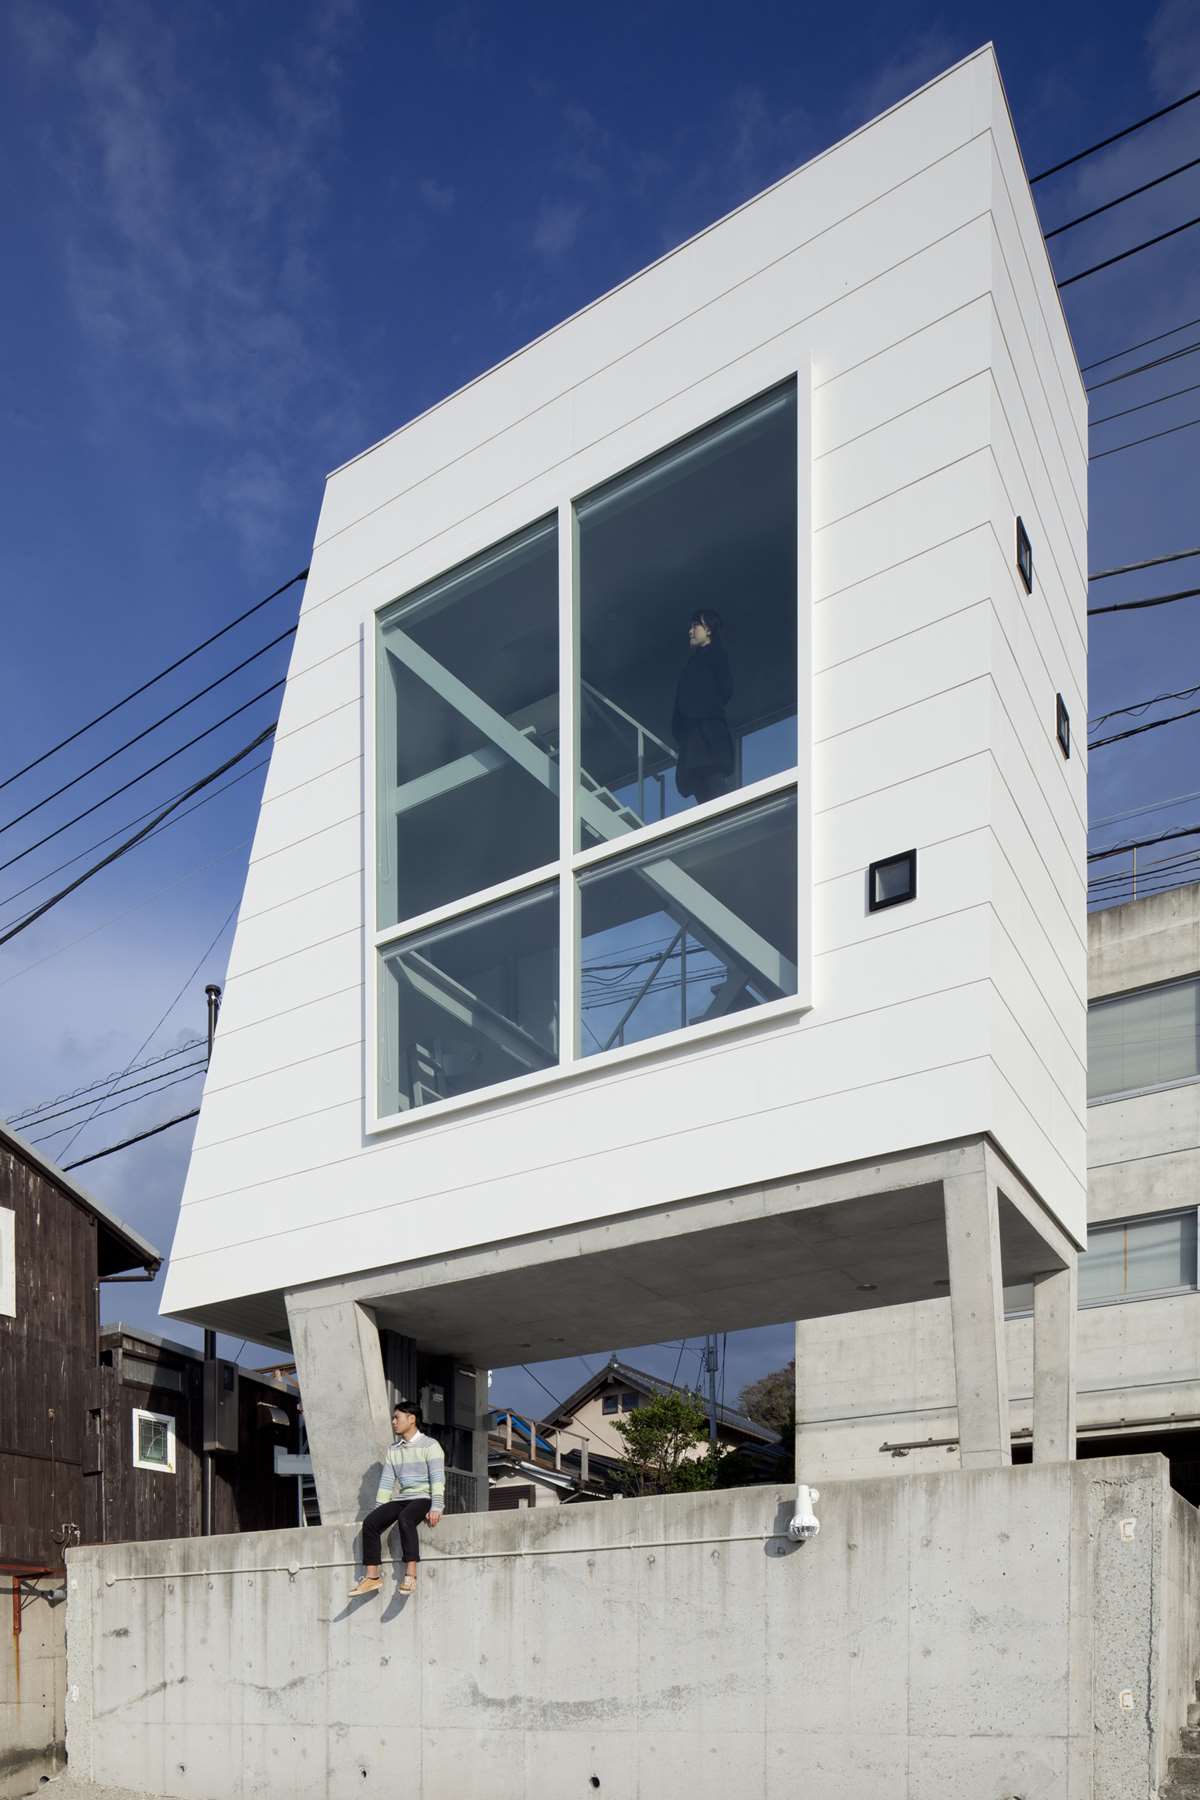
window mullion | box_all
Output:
[558,499,579,1065]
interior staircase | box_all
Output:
[1161,1687,1200,1797]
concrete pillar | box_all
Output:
[943,1167,1011,1469]
[285,1293,394,1526]
[1032,1259,1077,1463]
[473,1369,492,1513]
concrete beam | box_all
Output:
[1032,1260,1077,1463]
[944,1164,1010,1469]
[284,1294,394,1526]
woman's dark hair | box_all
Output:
[690,608,724,637]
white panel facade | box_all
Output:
[164,46,1086,1328]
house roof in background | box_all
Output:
[0,1119,162,1275]
[539,1357,779,1444]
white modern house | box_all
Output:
[162,42,1088,1532]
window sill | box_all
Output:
[1087,1074,1200,1108]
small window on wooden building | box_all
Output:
[132,1408,176,1473]
[0,1206,14,1317]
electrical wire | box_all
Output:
[0,626,293,837]
[52,900,240,1162]
[1090,376,1200,429]
[61,1109,201,1172]
[1059,214,1200,289]
[0,686,281,877]
[7,1036,206,1123]
[11,1051,207,1128]
[1083,316,1200,374]
[1089,701,1200,750]
[1091,783,1200,829]
[0,568,305,796]
[1089,547,1200,581]
[1087,339,1200,393]
[1088,821,1200,864]
[1089,584,1200,617]
[1090,414,1200,462]
[31,1065,208,1142]
[520,1366,567,1412]
[0,753,271,919]
[1090,678,1200,727]
[1044,154,1200,238]
[0,727,275,947]
[1030,85,1200,183]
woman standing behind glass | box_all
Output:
[672,609,734,805]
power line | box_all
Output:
[1082,315,1200,374]
[1090,376,1200,429]
[520,1366,567,1412]
[1091,783,1200,829]
[61,1108,201,1172]
[1090,413,1200,462]
[0,753,271,919]
[30,1065,207,1142]
[1030,85,1200,183]
[0,626,293,838]
[1044,154,1200,239]
[0,568,305,797]
[1089,547,1200,582]
[1089,584,1200,617]
[0,684,281,877]
[1058,213,1200,290]
[52,900,240,1162]
[1088,339,1200,393]
[10,1045,206,1126]
[0,726,275,948]
[1090,679,1200,727]
[1090,701,1200,751]
[1089,821,1200,864]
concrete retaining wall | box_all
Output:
[1,1576,65,1799]
[65,1458,1193,1799]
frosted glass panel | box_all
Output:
[1087,978,1200,1101]
[1079,1212,1196,1303]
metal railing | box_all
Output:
[580,681,675,825]
[493,1409,591,1487]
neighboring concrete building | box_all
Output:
[161,44,1088,1551]
[540,1356,779,1463]
[794,883,1200,1495]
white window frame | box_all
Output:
[0,1207,14,1318]
[132,1407,177,1474]
[366,346,813,1134]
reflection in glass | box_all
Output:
[578,795,797,1057]
[377,519,559,927]
[1087,977,1200,1101]
[1078,1212,1197,1304]
[576,381,797,843]
[379,886,558,1113]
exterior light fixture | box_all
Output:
[856,1282,878,1292]
[1056,693,1070,759]
[868,849,917,912]
[1015,516,1033,594]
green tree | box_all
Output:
[612,1390,724,1495]
[738,1360,795,1437]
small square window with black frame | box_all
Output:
[868,850,917,912]
[1056,693,1070,759]
[1015,517,1033,594]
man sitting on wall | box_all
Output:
[350,1399,444,1597]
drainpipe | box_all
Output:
[201,985,222,1537]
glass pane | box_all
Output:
[138,1418,169,1465]
[576,382,797,840]
[377,519,559,926]
[1003,1280,1034,1315]
[1079,1213,1196,1302]
[1087,978,1200,1101]
[579,795,797,1057]
[379,886,558,1113]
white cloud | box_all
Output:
[419,176,456,214]
[1146,0,1200,100]
[531,198,584,258]
[845,27,962,129]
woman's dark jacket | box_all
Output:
[671,641,734,797]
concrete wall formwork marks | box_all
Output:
[66,1458,1196,1800]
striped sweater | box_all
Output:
[375,1430,446,1507]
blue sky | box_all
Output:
[1,0,1199,1424]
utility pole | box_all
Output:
[704,1334,719,1448]
[200,984,221,1537]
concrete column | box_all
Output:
[285,1292,394,1526]
[944,1167,1011,1469]
[473,1369,492,1513]
[1032,1259,1077,1463]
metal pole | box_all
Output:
[201,986,222,1537]
[705,1335,719,1448]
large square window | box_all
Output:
[380,885,559,1113]
[1087,977,1200,1102]
[1079,1211,1197,1304]
[575,382,797,842]
[377,519,559,927]
[578,794,797,1057]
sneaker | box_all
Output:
[348,1576,382,1597]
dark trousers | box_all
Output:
[362,1497,430,1565]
